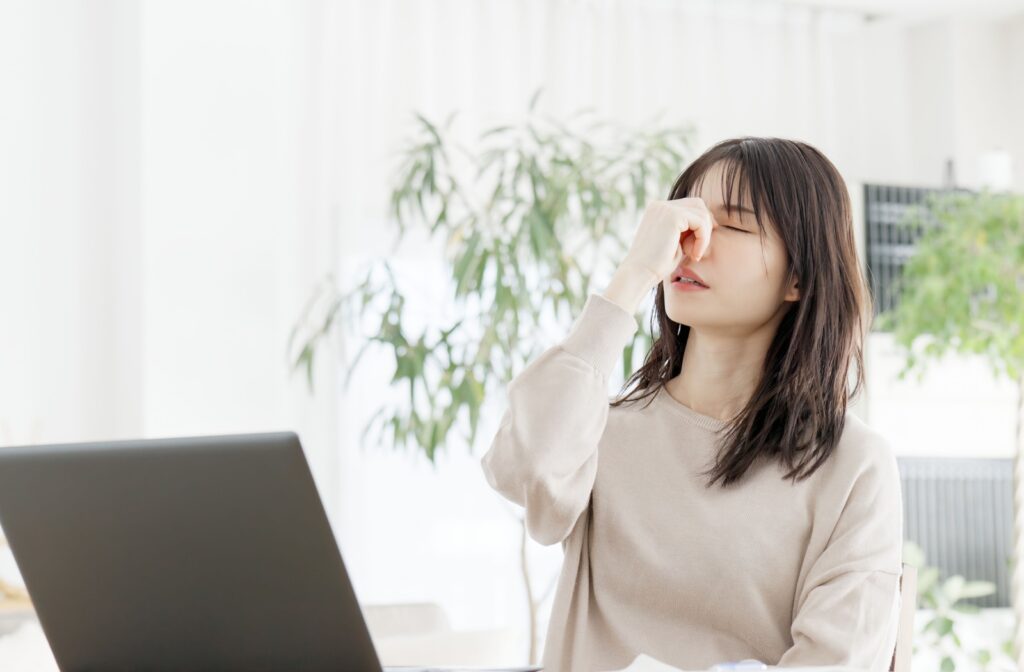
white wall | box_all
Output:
[2,0,1023,665]
[0,0,343,552]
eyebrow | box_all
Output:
[714,203,756,216]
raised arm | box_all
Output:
[481,198,715,546]
[480,289,640,546]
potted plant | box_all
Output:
[289,87,696,664]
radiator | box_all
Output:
[897,457,1014,608]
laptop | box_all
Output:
[0,431,542,672]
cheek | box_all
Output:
[713,244,784,298]
[727,258,791,308]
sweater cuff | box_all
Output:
[559,293,641,379]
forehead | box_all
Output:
[691,160,751,208]
[691,159,776,237]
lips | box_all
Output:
[672,266,709,288]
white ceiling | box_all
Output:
[782,0,1024,22]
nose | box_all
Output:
[680,228,707,260]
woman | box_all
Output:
[481,137,904,672]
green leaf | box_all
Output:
[290,95,699,465]
[959,580,996,599]
[951,602,980,614]
[942,575,965,603]
[902,540,925,567]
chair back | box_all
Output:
[890,563,918,671]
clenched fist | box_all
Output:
[621,198,714,282]
[601,199,715,314]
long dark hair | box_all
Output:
[610,137,873,488]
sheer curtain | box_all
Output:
[0,0,345,523]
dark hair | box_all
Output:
[610,136,873,488]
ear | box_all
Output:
[784,272,800,302]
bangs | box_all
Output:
[689,156,771,240]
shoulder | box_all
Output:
[601,390,668,442]
[805,411,905,574]
[836,411,899,478]
[814,410,903,511]
[607,387,662,415]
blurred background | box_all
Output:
[1,0,1023,670]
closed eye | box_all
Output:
[724,225,750,233]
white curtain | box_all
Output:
[325,0,874,267]
[0,0,344,519]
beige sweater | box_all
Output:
[481,292,904,672]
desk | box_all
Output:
[0,615,885,672]
[607,653,873,672]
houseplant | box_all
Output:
[289,87,696,663]
[877,189,1024,668]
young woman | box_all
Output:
[481,137,904,672]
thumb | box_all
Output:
[671,242,684,268]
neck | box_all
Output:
[664,316,783,423]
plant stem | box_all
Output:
[519,516,539,665]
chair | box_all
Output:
[889,563,918,672]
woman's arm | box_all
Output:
[776,442,905,669]
[480,287,641,546]
[481,199,710,545]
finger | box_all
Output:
[692,217,712,261]
[679,229,699,260]
[671,240,684,269]
[667,201,713,229]
[670,204,713,260]
[673,196,708,211]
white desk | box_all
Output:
[0,623,874,672]
[606,653,871,672]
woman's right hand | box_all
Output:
[602,198,715,314]
[620,198,715,282]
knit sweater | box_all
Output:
[480,292,904,672]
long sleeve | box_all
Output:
[775,440,905,669]
[480,292,639,546]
